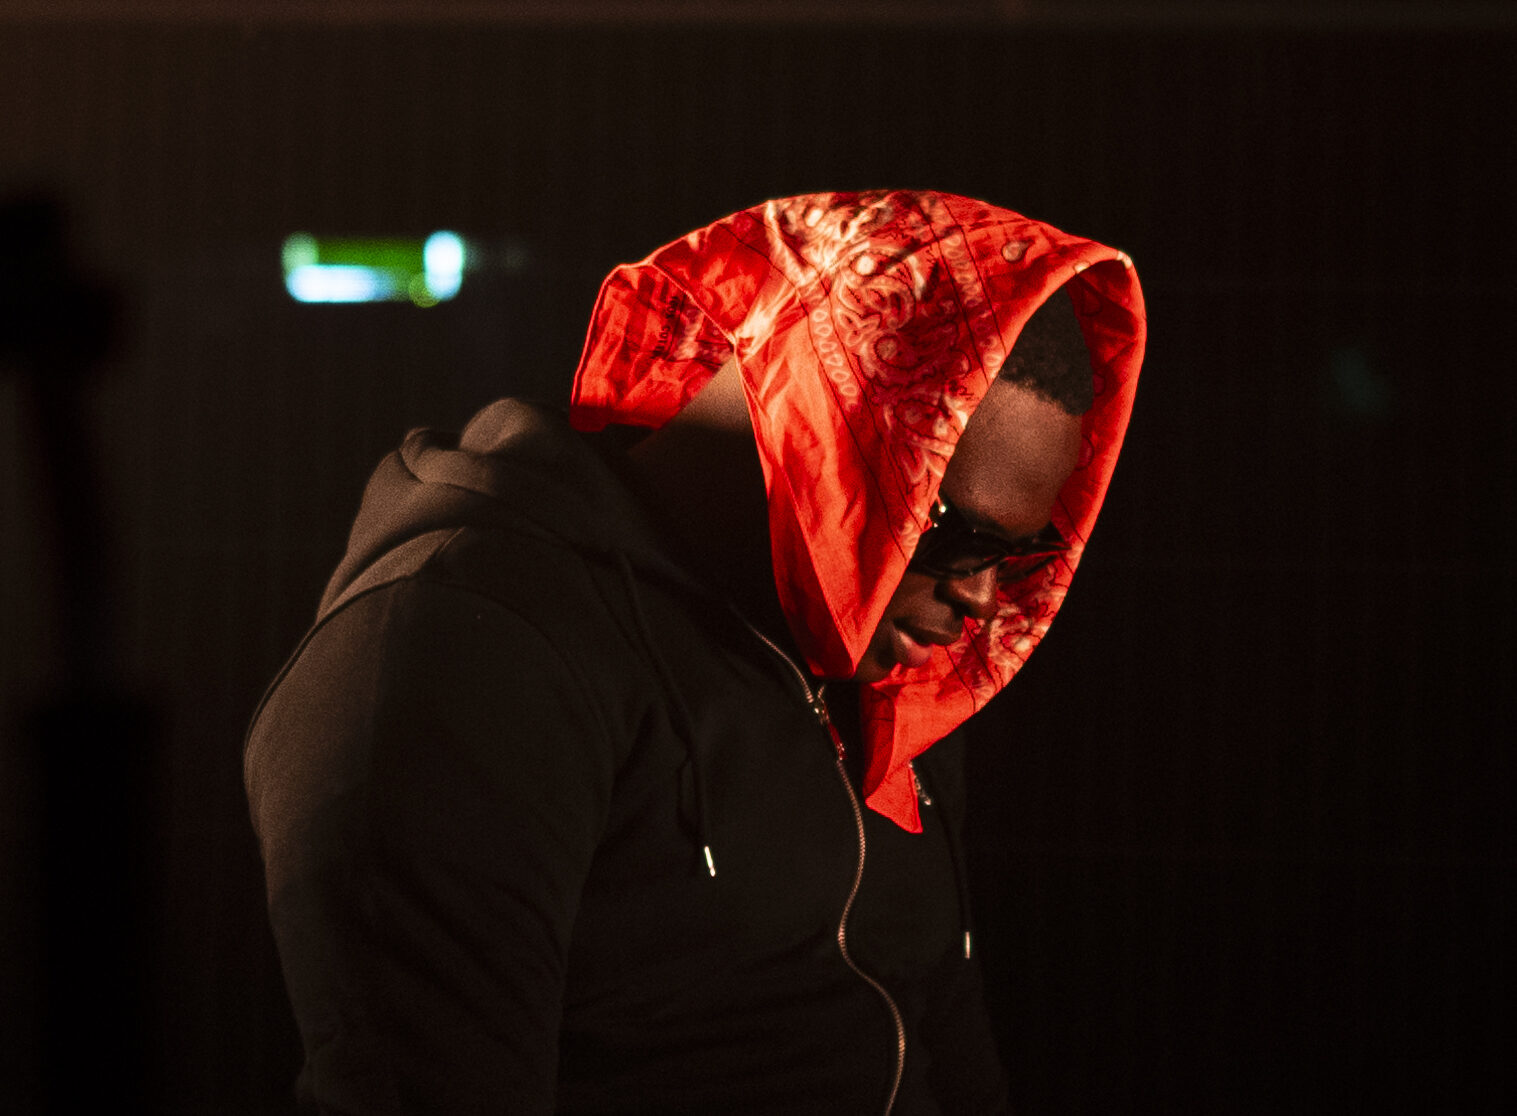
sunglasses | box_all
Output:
[907,493,1070,581]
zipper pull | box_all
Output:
[811,687,847,761]
[910,763,933,807]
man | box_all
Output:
[245,190,1145,1114]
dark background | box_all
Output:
[2,2,1512,1112]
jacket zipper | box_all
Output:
[745,626,907,1116]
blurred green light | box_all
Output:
[283,231,466,306]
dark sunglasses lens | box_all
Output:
[911,528,1002,576]
[910,494,1069,580]
[911,531,1066,581]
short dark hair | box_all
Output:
[997,286,1093,415]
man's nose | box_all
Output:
[936,566,999,621]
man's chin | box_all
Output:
[848,642,897,685]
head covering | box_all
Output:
[570,190,1145,831]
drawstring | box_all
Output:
[615,552,717,878]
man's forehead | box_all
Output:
[943,379,1084,538]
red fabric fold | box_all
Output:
[570,190,1146,831]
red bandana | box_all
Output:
[570,190,1146,831]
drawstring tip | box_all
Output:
[963,931,973,960]
[702,845,717,878]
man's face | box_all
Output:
[851,381,1085,684]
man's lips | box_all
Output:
[887,621,960,670]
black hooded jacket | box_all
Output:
[245,399,1010,1114]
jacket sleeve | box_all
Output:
[245,577,620,1115]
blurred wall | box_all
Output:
[2,8,1513,1113]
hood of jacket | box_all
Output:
[317,398,691,620]
[569,190,1146,832]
